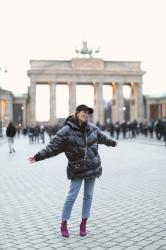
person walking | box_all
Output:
[162,118,166,147]
[114,121,121,140]
[6,121,16,153]
[28,104,118,237]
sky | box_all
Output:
[0,0,166,101]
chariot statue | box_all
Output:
[75,41,100,57]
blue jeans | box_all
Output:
[62,178,96,220]
[8,137,15,152]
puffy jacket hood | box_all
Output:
[64,115,88,133]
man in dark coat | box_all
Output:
[28,104,117,237]
[6,121,16,153]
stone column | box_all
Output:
[93,82,104,125]
[22,102,26,128]
[27,91,30,126]
[146,101,150,121]
[0,98,9,127]
[68,82,76,115]
[137,83,144,121]
[112,82,124,123]
[5,96,13,124]
[49,82,56,125]
[130,83,135,121]
[161,103,165,118]
[29,81,36,125]
[158,103,162,119]
[130,82,143,122]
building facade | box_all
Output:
[0,88,28,132]
[145,94,166,120]
[27,58,145,126]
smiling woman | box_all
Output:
[28,100,117,238]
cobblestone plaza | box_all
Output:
[0,136,166,249]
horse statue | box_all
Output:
[75,41,100,57]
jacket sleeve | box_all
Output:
[97,127,117,147]
[34,126,68,162]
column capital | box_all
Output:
[117,81,123,85]
[49,81,57,84]
[67,81,77,86]
[93,81,103,85]
[30,80,36,85]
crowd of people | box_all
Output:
[96,118,166,143]
[5,117,166,153]
[24,123,62,144]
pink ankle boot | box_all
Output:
[61,220,69,237]
[80,218,88,236]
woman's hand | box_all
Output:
[112,141,118,147]
[28,156,36,163]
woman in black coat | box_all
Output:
[28,104,117,237]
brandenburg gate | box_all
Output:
[27,57,145,126]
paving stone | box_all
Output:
[141,245,161,250]
[124,246,142,250]
[100,241,119,248]
[0,243,15,249]
[152,239,166,245]
[90,247,107,250]
[112,236,130,243]
[135,240,156,247]
[32,242,51,249]
[124,232,140,238]
[96,237,113,243]
[156,231,166,237]
[16,243,33,249]
[119,240,138,247]
[140,231,156,237]
[125,245,142,250]
[2,248,18,250]
[0,136,166,249]
[130,236,147,242]
[150,227,166,233]
[146,235,164,242]
[106,246,125,250]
